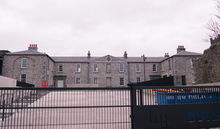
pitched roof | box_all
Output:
[7,50,46,55]
[52,56,167,63]
[51,57,98,62]
[118,57,168,62]
[173,51,202,56]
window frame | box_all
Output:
[152,64,157,72]
[119,64,124,72]
[76,64,81,72]
[190,59,193,68]
[58,64,63,72]
[94,64,98,72]
[119,77,124,86]
[20,74,27,83]
[94,78,98,84]
[136,64,140,72]
[21,58,27,68]
[76,78,81,84]
[168,60,171,70]
[137,77,140,83]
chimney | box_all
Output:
[164,53,169,57]
[177,45,185,53]
[28,44,38,51]
[87,51,91,58]
[124,51,127,58]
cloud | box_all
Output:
[0,0,216,57]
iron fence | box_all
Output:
[0,85,220,129]
[0,87,131,129]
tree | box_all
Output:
[205,0,220,40]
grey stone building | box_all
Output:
[2,44,202,87]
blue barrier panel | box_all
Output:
[155,92,220,104]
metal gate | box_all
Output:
[1,85,220,129]
[129,84,220,129]
[0,87,131,129]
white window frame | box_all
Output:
[94,64,98,72]
[76,64,81,72]
[58,64,63,72]
[119,64,124,72]
[20,74,26,83]
[152,64,157,72]
[94,78,98,84]
[76,78,81,84]
[136,64,140,72]
[21,58,27,68]
[120,77,124,86]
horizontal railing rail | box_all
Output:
[0,87,131,129]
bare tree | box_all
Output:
[205,0,220,40]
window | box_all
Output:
[94,64,98,72]
[106,63,111,73]
[136,64,140,72]
[119,64,124,72]
[76,64,81,72]
[94,78,98,84]
[21,58,27,68]
[58,64,63,72]
[76,78,80,84]
[137,77,140,83]
[20,74,26,83]
[152,64,157,72]
[120,78,124,86]
[168,60,171,70]
[190,59,193,68]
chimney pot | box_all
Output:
[124,51,127,58]
[87,51,91,58]
[28,44,38,51]
[165,53,169,57]
[177,45,186,53]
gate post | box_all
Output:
[128,83,136,129]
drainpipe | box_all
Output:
[0,51,6,75]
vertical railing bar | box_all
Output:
[2,100,5,122]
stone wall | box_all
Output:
[194,43,220,84]
[2,55,54,87]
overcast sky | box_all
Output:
[0,0,217,57]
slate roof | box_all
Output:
[7,50,46,55]
[6,49,202,63]
[51,57,98,62]
[51,56,168,63]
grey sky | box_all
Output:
[0,0,216,57]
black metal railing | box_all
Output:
[129,84,220,129]
[0,85,220,129]
[0,87,131,129]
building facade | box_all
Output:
[2,44,202,87]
